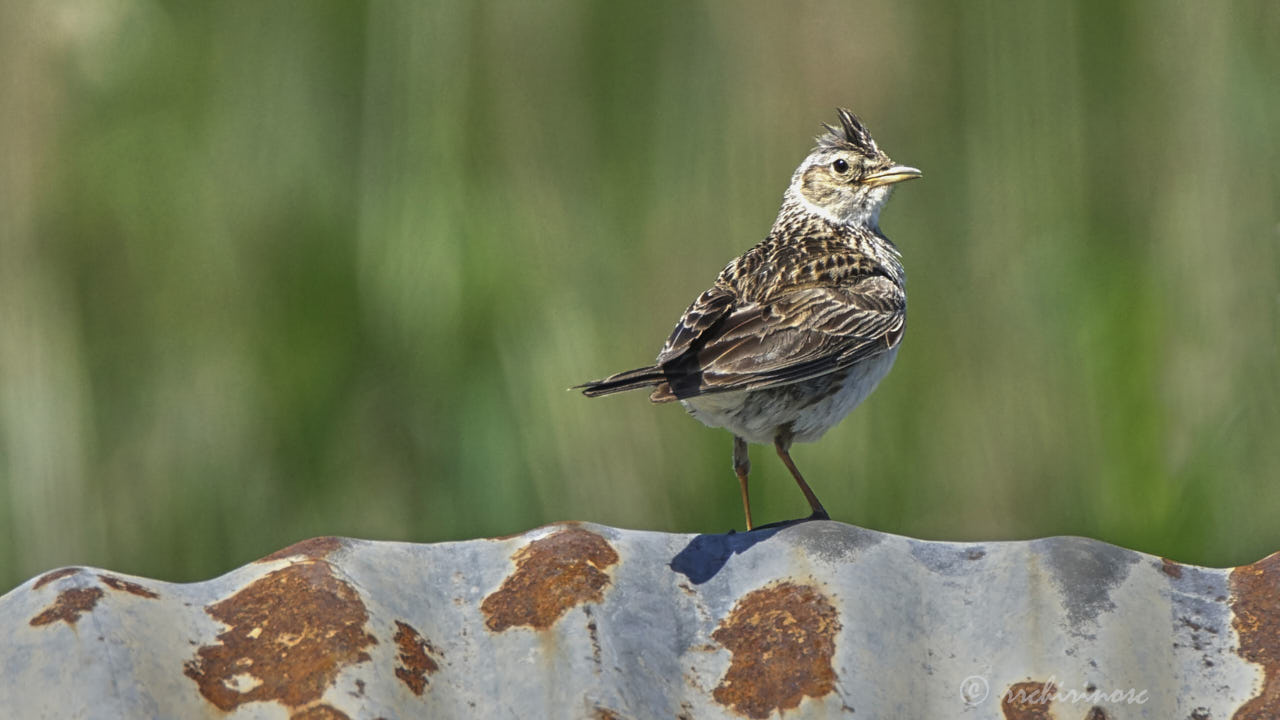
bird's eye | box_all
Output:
[832,158,850,174]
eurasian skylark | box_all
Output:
[579,108,920,530]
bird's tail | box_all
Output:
[575,366,666,397]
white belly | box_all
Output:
[680,347,899,445]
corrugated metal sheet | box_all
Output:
[0,521,1275,719]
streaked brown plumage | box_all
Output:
[579,109,920,530]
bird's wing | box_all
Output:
[656,274,905,399]
[656,286,736,364]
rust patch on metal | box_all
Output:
[183,561,376,712]
[710,581,840,719]
[258,536,345,563]
[99,574,160,599]
[393,620,440,695]
[33,567,81,590]
[290,704,350,720]
[586,611,602,666]
[1001,680,1057,720]
[1084,706,1108,720]
[593,708,625,719]
[1231,551,1280,720]
[29,587,104,627]
[480,527,619,632]
[1161,558,1184,579]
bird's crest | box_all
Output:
[817,108,878,155]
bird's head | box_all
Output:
[787,108,921,228]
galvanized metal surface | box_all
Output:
[0,521,1276,719]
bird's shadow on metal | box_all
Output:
[669,516,816,585]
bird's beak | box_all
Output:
[863,165,922,187]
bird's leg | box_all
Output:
[733,436,754,531]
[774,429,830,521]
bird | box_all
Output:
[578,108,920,530]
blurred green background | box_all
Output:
[1,1,1278,591]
